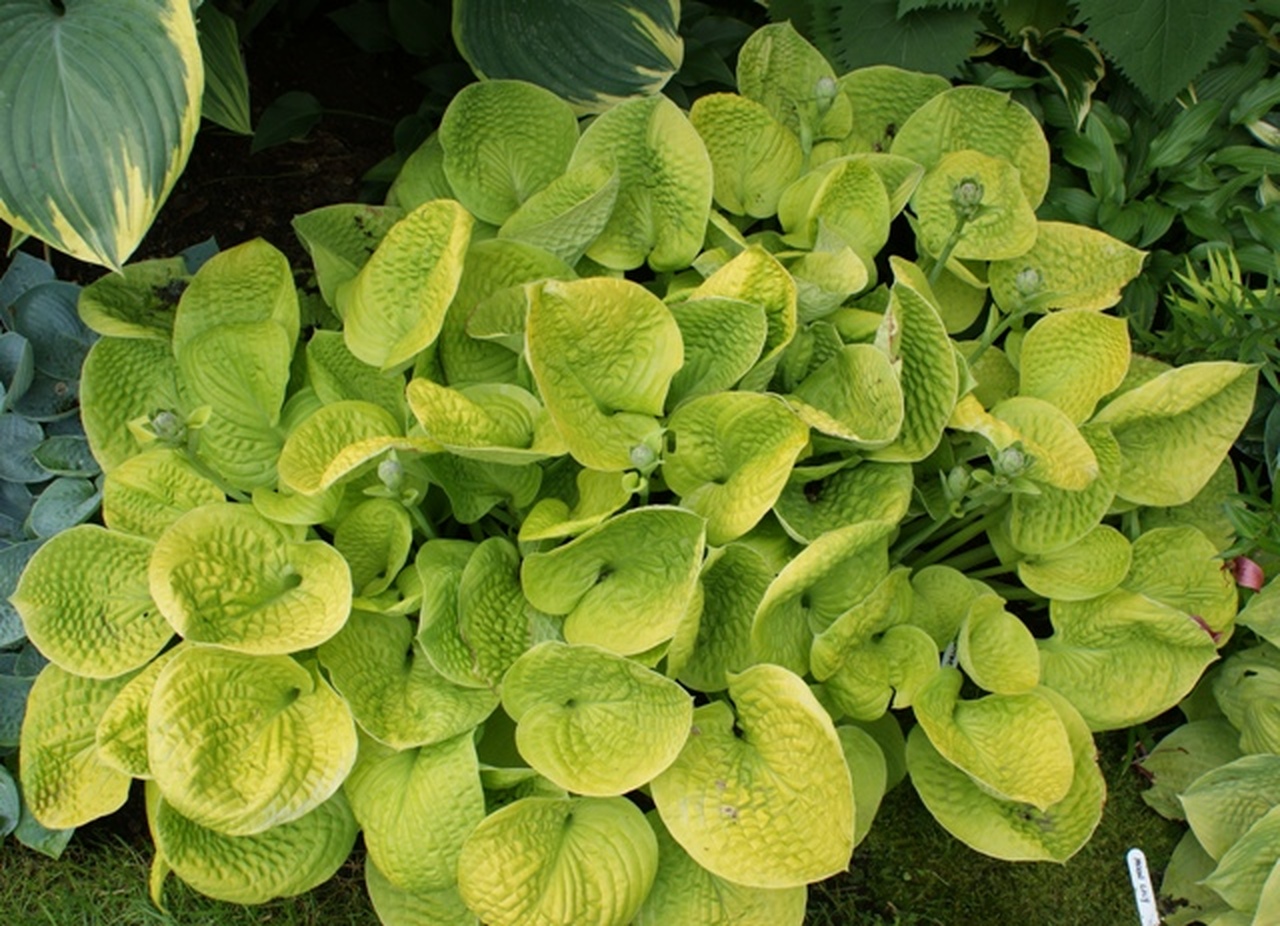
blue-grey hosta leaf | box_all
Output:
[0,765,18,839]
[24,476,101,538]
[11,281,95,380]
[0,0,203,269]
[0,412,49,483]
[0,540,43,648]
[32,435,98,477]
[452,0,682,114]
[0,331,35,413]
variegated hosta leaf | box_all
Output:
[292,204,404,308]
[333,498,412,597]
[778,157,891,262]
[1124,526,1237,634]
[1181,754,1280,860]
[305,330,408,423]
[651,664,854,888]
[867,260,958,462]
[1017,525,1132,601]
[96,646,186,778]
[407,379,565,464]
[149,503,351,653]
[149,785,358,904]
[457,795,659,926]
[1138,720,1243,821]
[148,647,357,836]
[77,256,186,340]
[20,664,134,828]
[13,525,169,679]
[891,86,1050,208]
[366,857,478,926]
[907,687,1105,861]
[735,23,851,146]
[671,543,772,693]
[1092,361,1257,507]
[1018,310,1131,423]
[774,461,913,544]
[786,343,902,446]
[914,669,1074,809]
[503,642,692,795]
[338,199,473,371]
[1039,590,1220,730]
[102,448,225,539]
[345,733,485,894]
[171,238,299,354]
[519,467,638,543]
[956,595,1040,695]
[439,80,579,225]
[666,296,769,408]
[567,94,713,271]
[452,0,681,114]
[911,150,1038,262]
[989,222,1147,313]
[690,93,803,218]
[79,337,182,471]
[525,277,681,471]
[1213,646,1280,755]
[497,161,620,266]
[751,519,893,675]
[277,400,423,496]
[834,66,951,155]
[320,610,498,749]
[635,810,807,926]
[663,392,809,545]
[1008,423,1121,555]
[0,0,202,270]
[521,506,706,656]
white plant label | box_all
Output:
[1127,847,1160,926]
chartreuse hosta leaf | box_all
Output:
[690,93,803,219]
[1138,719,1243,822]
[102,448,225,539]
[663,392,808,545]
[787,344,902,446]
[956,595,1040,695]
[0,0,202,270]
[991,397,1099,491]
[277,400,430,496]
[339,199,473,371]
[908,687,1104,861]
[407,379,565,464]
[833,66,951,155]
[911,150,1038,262]
[1213,647,1280,755]
[439,80,578,226]
[345,733,484,893]
[149,503,350,653]
[735,23,851,147]
[80,337,182,471]
[1039,589,1220,730]
[989,222,1147,313]
[457,795,658,926]
[751,519,893,675]
[171,239,299,353]
[666,296,768,408]
[149,784,358,905]
[498,160,620,266]
[567,93,713,271]
[1018,310,1130,424]
[1181,755,1280,860]
[1092,361,1257,507]
[148,647,357,836]
[522,507,705,656]
[1124,526,1237,634]
[1144,459,1237,555]
[366,857,477,926]
[891,86,1050,208]
[909,565,979,649]
[1202,804,1280,914]
[333,498,412,597]
[13,525,170,679]
[1017,525,1132,601]
[774,461,912,544]
[319,609,498,749]
[779,157,891,262]
[20,664,134,828]
[1008,423,1121,555]
[292,204,403,308]
[305,330,408,423]
[519,468,638,542]
[652,664,854,888]
[77,255,187,340]
[452,0,681,114]
[636,810,806,926]
[97,646,186,779]
[526,277,681,471]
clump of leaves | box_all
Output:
[9,22,1260,925]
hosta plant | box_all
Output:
[11,22,1260,924]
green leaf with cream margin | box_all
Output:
[907,687,1105,861]
[1092,361,1257,507]
[0,0,202,270]
[525,277,682,472]
[651,664,854,888]
[502,642,693,796]
[989,222,1146,314]
[521,506,705,656]
[148,503,351,654]
[148,647,357,836]
[457,795,658,926]
[452,0,682,114]
[12,525,171,679]
[663,392,809,545]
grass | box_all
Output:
[0,732,1183,925]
